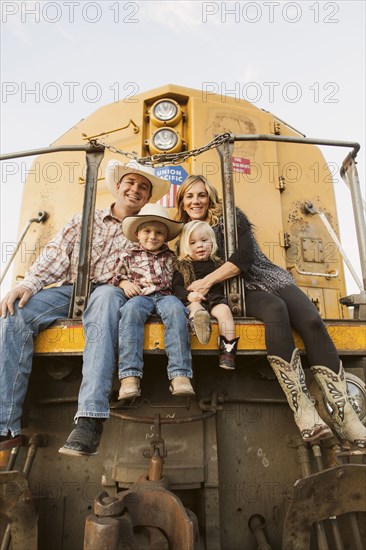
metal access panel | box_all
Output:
[301,237,325,263]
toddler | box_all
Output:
[173,220,239,369]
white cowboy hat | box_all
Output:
[105,159,170,203]
[122,203,183,242]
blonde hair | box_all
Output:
[178,221,220,261]
[175,175,222,227]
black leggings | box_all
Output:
[245,284,339,371]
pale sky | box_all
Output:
[1,0,365,297]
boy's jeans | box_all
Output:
[118,293,192,380]
[0,284,127,437]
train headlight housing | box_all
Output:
[146,96,185,155]
[150,99,182,127]
[151,128,181,153]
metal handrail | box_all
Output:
[232,134,360,159]
[230,134,364,292]
[303,201,363,291]
[339,160,366,290]
[0,211,47,286]
[0,142,105,316]
[0,145,91,161]
[1,134,364,308]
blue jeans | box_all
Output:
[0,284,127,437]
[118,294,192,380]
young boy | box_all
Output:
[111,203,195,400]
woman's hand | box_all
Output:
[188,263,241,294]
[187,291,206,303]
[119,281,142,298]
[187,278,211,295]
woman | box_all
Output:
[175,175,366,447]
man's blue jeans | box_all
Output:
[118,294,192,380]
[0,284,127,437]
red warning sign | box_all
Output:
[232,157,251,174]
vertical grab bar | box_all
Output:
[0,211,48,286]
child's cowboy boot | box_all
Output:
[218,335,240,370]
[268,349,333,443]
[311,362,366,447]
[118,376,141,400]
[169,376,195,396]
[189,310,211,344]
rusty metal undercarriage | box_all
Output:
[1,401,365,550]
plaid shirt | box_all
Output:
[111,244,176,295]
[19,206,131,295]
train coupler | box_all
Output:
[84,482,199,550]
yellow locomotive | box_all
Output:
[1,84,365,549]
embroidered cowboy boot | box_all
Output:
[218,336,240,370]
[268,349,333,442]
[311,363,366,447]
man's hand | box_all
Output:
[119,281,142,299]
[187,291,206,303]
[187,278,211,295]
[1,287,33,317]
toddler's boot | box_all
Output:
[218,335,239,370]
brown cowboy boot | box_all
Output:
[268,349,333,442]
[169,376,195,396]
[118,376,141,400]
[311,362,366,447]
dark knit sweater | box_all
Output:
[213,208,293,294]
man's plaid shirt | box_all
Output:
[111,244,176,295]
[19,206,131,295]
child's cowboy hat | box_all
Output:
[105,159,170,203]
[122,203,183,242]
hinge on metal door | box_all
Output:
[276,175,286,191]
[279,232,291,249]
[274,122,281,135]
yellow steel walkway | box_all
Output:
[34,319,366,356]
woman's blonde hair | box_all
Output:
[175,175,222,226]
[178,220,220,261]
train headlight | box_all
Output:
[153,100,178,121]
[152,128,179,151]
[150,99,182,127]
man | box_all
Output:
[0,160,171,456]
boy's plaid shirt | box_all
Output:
[19,207,131,295]
[111,244,176,295]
